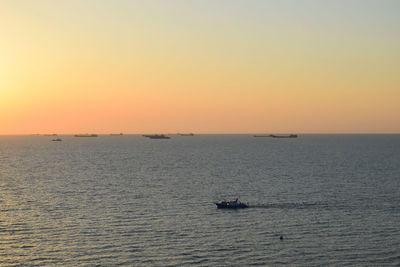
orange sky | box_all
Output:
[1,1,399,134]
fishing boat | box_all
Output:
[215,198,249,209]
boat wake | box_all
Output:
[248,202,328,209]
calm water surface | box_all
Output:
[0,135,399,266]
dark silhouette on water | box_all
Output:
[74,134,98,137]
[143,134,171,139]
[180,133,194,136]
[254,134,298,138]
[215,198,249,209]
[270,134,298,138]
[214,201,325,210]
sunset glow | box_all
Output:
[1,0,399,134]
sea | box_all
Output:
[0,134,399,266]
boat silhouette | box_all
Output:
[215,198,248,209]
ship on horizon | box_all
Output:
[254,134,298,138]
[143,134,171,139]
[74,134,98,137]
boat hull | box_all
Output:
[215,203,248,209]
[143,134,170,139]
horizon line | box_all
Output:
[1,132,399,136]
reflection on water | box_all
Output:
[0,134,399,265]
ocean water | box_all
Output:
[0,134,399,266]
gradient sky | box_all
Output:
[1,0,399,134]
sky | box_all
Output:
[1,0,399,134]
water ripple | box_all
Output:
[0,135,399,265]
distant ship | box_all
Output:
[110,133,123,136]
[180,133,194,136]
[143,134,170,139]
[52,138,62,141]
[254,134,298,138]
[270,134,298,138]
[74,134,98,137]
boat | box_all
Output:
[254,134,298,138]
[74,134,98,137]
[180,133,194,136]
[110,133,123,136]
[52,138,62,141]
[215,198,249,209]
[144,134,170,139]
[270,134,297,138]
